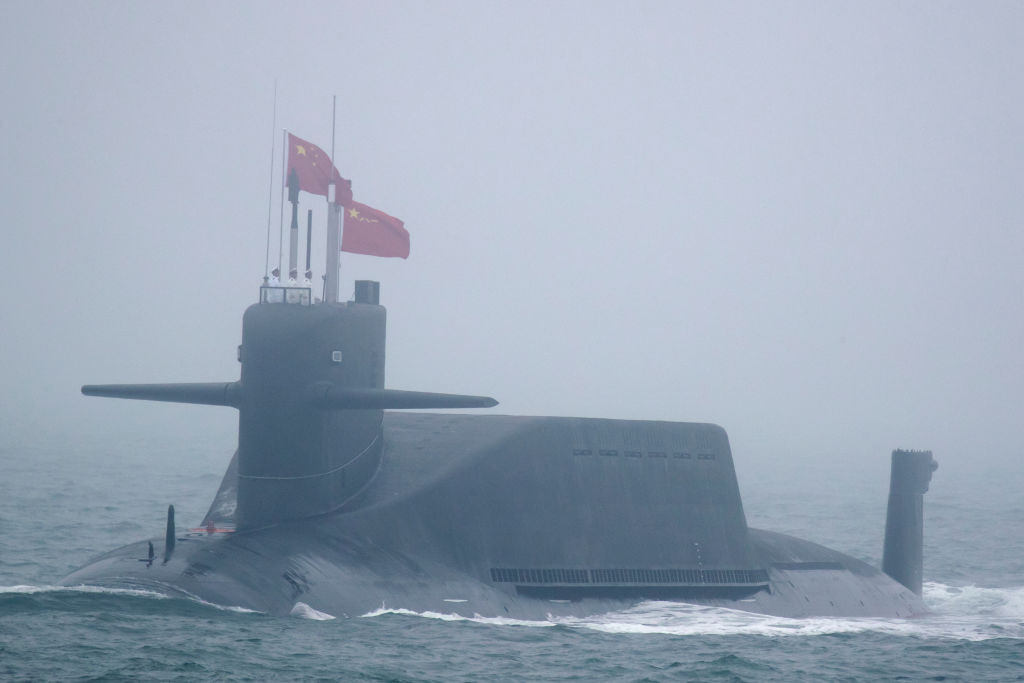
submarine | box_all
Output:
[62,272,938,619]
[62,173,937,619]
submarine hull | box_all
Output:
[61,413,926,618]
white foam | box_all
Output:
[924,581,1024,618]
[290,601,336,620]
[360,606,473,622]
[360,605,555,628]
[0,584,169,599]
[0,583,261,615]
[555,601,922,638]
[164,585,262,614]
[14,582,1021,639]
[357,584,1024,641]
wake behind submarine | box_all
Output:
[63,148,937,619]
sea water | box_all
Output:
[2,429,1022,681]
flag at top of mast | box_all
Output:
[343,201,410,259]
[286,132,353,206]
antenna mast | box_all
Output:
[324,95,341,303]
[287,168,300,283]
[263,80,277,281]
[277,129,287,274]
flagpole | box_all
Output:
[263,79,277,281]
[324,96,341,303]
[332,94,340,294]
[278,128,287,274]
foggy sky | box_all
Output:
[2,1,1022,477]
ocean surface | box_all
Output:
[2,427,1022,681]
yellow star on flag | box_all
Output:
[295,145,307,156]
[348,208,360,219]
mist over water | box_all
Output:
[2,2,1023,679]
[2,2,1022,464]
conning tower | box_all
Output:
[82,280,497,530]
[236,282,387,528]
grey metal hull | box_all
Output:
[62,412,927,618]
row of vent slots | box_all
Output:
[573,449,716,460]
[490,568,769,585]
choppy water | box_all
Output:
[2,429,1022,681]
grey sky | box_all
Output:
[2,2,1021,476]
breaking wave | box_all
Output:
[1,584,169,599]
[8,582,1023,641]
[357,582,1024,641]
[290,601,336,620]
[0,584,260,617]
[923,581,1024,618]
[361,604,555,628]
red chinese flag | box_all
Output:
[286,132,353,205]
[342,201,410,259]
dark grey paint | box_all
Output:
[883,450,938,595]
[63,283,931,618]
